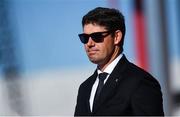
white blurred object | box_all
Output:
[0,67,94,115]
[170,57,180,92]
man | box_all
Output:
[74,7,164,116]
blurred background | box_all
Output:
[0,0,179,116]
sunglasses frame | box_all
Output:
[78,30,114,44]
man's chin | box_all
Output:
[89,58,102,65]
[89,58,99,64]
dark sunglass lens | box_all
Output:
[91,32,104,42]
[79,34,89,44]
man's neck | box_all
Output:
[98,51,122,71]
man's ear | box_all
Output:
[114,30,122,45]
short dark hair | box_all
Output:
[82,7,126,53]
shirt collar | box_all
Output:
[97,53,123,75]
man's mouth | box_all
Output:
[87,49,98,55]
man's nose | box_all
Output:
[86,37,95,47]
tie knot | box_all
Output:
[98,72,108,82]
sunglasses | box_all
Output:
[78,30,113,44]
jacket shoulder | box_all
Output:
[127,62,161,89]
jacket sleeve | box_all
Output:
[74,84,83,116]
[74,83,90,116]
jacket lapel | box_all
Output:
[92,55,129,113]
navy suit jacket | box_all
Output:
[74,55,164,116]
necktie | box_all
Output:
[93,72,108,110]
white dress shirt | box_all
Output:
[89,53,123,111]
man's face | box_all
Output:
[83,24,120,66]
